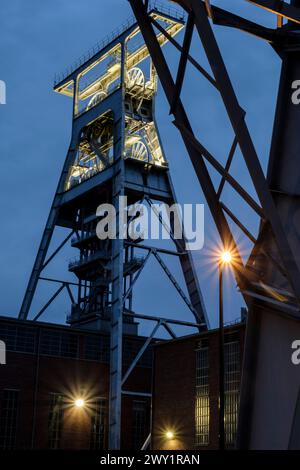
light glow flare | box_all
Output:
[165,430,175,440]
[74,398,85,408]
[220,250,232,264]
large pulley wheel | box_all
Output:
[126,67,145,91]
[87,90,107,110]
[131,141,148,162]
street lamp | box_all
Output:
[74,398,85,408]
[220,251,232,264]
[218,250,232,450]
[165,430,175,440]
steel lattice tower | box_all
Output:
[129,0,300,449]
[18,3,209,449]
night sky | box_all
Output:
[0,1,281,335]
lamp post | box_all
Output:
[218,250,232,450]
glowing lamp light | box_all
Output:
[220,250,232,264]
[165,430,175,440]
[74,398,85,408]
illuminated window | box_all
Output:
[0,389,19,449]
[224,333,241,447]
[132,401,149,450]
[48,394,64,449]
[76,45,122,116]
[195,340,210,446]
[90,398,107,449]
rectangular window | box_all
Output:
[40,330,60,356]
[0,325,16,351]
[0,389,19,449]
[48,394,64,449]
[40,331,78,358]
[195,342,209,446]
[132,401,148,450]
[84,335,110,362]
[0,324,36,353]
[60,333,78,358]
[224,333,240,447]
[90,398,107,449]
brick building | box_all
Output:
[0,315,245,450]
[152,323,245,450]
[0,316,152,450]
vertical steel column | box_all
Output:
[108,42,126,450]
[238,0,300,449]
[19,78,80,321]
[18,144,77,320]
[218,264,225,450]
[129,0,247,292]
[191,0,300,302]
[165,174,209,328]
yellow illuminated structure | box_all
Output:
[19,3,209,451]
[53,9,184,191]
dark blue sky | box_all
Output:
[0,1,281,334]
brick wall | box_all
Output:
[0,317,152,450]
[152,324,245,450]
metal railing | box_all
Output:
[68,250,109,269]
[53,1,185,86]
[224,317,244,327]
[71,231,96,245]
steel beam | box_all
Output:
[191,0,300,302]
[125,310,205,329]
[151,17,217,88]
[237,0,300,449]
[129,0,248,296]
[152,249,199,319]
[220,202,257,244]
[162,321,177,338]
[19,4,210,450]
[41,230,74,271]
[129,0,300,451]
[18,145,77,320]
[123,250,151,303]
[108,41,126,449]
[170,11,194,114]
[217,137,238,199]
[39,277,79,287]
[174,121,264,218]
[125,241,184,256]
[209,2,277,42]
[246,0,300,24]
[32,284,65,321]
[121,321,161,386]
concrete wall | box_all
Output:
[246,310,300,449]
